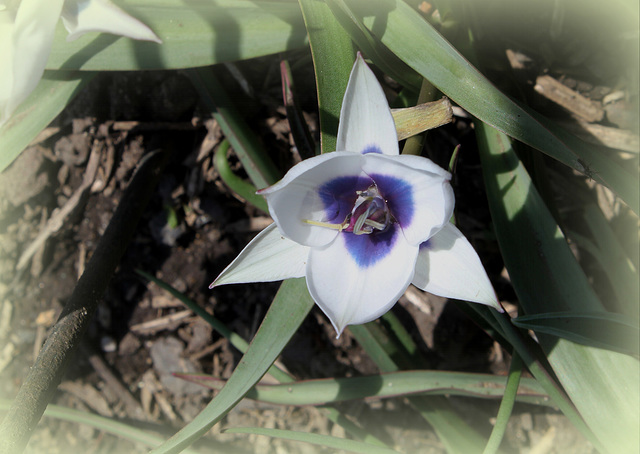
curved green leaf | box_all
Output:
[175,369,551,406]
[213,140,269,213]
[47,0,308,71]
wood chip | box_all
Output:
[534,75,604,123]
[0,342,16,374]
[559,119,639,154]
[29,127,61,146]
[111,121,199,131]
[0,301,12,342]
[227,217,273,232]
[16,143,102,270]
[35,309,56,327]
[59,381,114,417]
[130,310,193,334]
[140,370,178,422]
[534,76,604,123]
[87,352,146,421]
[402,286,432,315]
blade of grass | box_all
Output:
[476,121,639,453]
[175,369,550,407]
[47,0,308,71]
[324,0,422,90]
[225,427,401,454]
[149,278,314,454]
[0,71,94,172]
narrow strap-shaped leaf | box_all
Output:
[0,400,203,454]
[298,0,355,154]
[476,121,639,453]
[225,427,401,454]
[149,278,314,454]
[281,60,317,160]
[324,0,422,90]
[175,369,550,406]
[47,0,308,71]
[513,311,639,357]
[0,72,94,172]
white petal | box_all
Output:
[210,223,309,287]
[336,52,398,155]
[307,225,419,336]
[61,0,161,43]
[412,223,501,310]
[0,0,65,126]
[391,153,452,179]
[362,153,454,245]
[259,152,367,248]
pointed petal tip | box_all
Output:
[330,320,345,339]
[61,0,163,44]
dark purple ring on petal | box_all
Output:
[369,173,414,228]
[343,223,399,267]
[318,175,373,223]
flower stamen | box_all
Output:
[302,219,345,231]
[305,183,393,236]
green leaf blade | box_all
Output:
[476,122,640,453]
[47,0,309,71]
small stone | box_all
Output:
[100,335,117,353]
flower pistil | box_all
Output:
[303,182,394,236]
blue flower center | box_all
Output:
[342,184,392,235]
[311,175,411,267]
